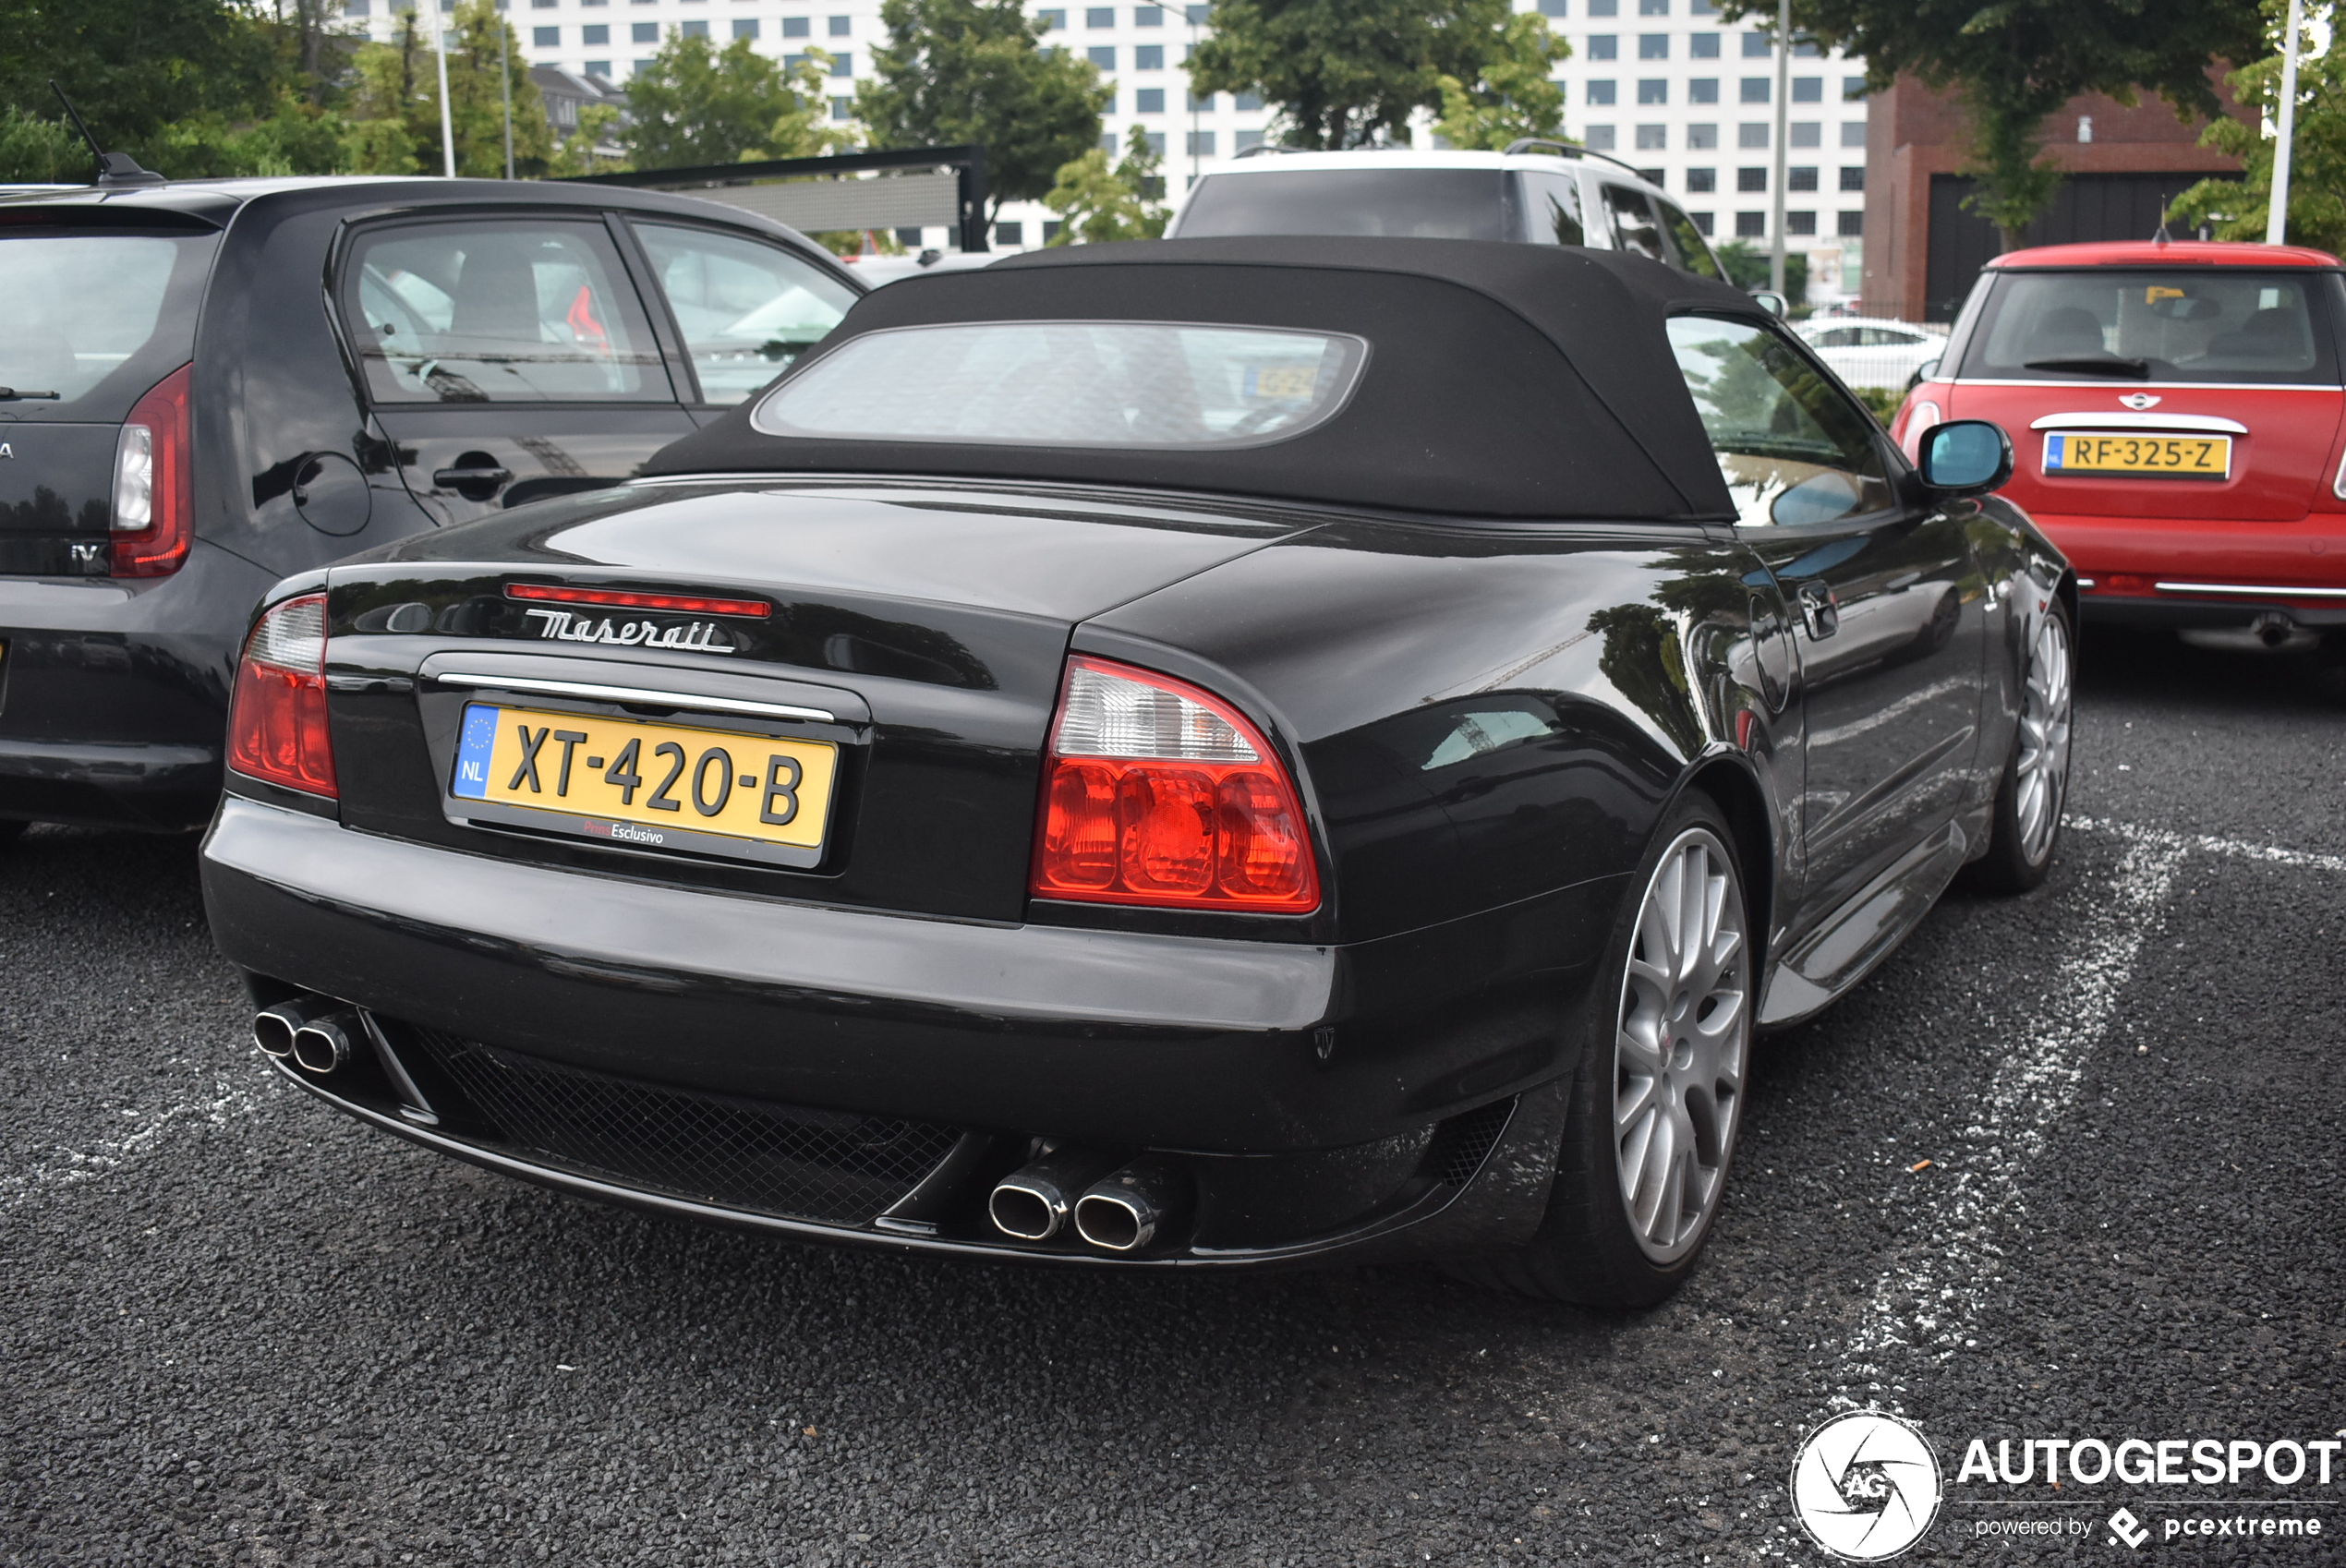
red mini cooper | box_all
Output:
[1892,241,2346,649]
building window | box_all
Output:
[1839,165,1864,192]
[1588,79,1616,104]
[783,15,808,36]
[1136,3,1164,19]
[1840,121,1866,148]
[1143,130,1166,154]
[1588,34,1616,59]
[632,21,657,42]
[1042,221,1063,243]
[582,22,608,42]
[1639,0,1667,11]
[1688,78,1717,103]
[1789,121,1820,148]
[1588,0,1616,13]
[585,59,611,75]
[1088,45,1116,66]
[1687,210,1713,234]
[533,25,558,43]
[1736,167,1766,192]
[1735,211,1764,236]
[1792,76,1821,103]
[1785,211,1816,235]
[1585,125,1616,150]
[1788,166,1817,191]
[1742,30,1770,56]
[1134,42,1163,67]
[1635,124,1666,150]
[731,18,756,37]
[997,222,1023,245]
[1086,6,1113,24]
[1843,75,1867,100]
[1189,90,1214,110]
[829,52,851,75]
[828,15,851,34]
[1739,78,1769,103]
[1188,130,1214,154]
[1236,91,1263,110]
[1689,32,1718,58]
[1135,86,1165,112]
[1186,3,1208,19]
[1688,0,1713,11]
[1738,122,1769,149]
[1638,79,1666,104]
[1037,8,1065,27]
[1686,122,1717,149]
[632,58,655,75]
[681,18,707,37]
[897,228,925,247]
[1237,128,1264,150]
[1538,0,1567,13]
[1099,131,1118,152]
[1639,32,1667,57]
[1793,39,1820,56]
[1837,210,1863,236]
[345,0,370,14]
[830,96,852,119]
[784,52,808,69]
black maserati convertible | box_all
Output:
[202,237,2074,1306]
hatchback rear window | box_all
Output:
[1960,269,2340,384]
[0,230,215,420]
[1176,169,1511,240]
[752,320,1367,448]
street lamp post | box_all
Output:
[2266,0,2304,245]
[435,0,457,178]
[502,6,516,181]
[1770,0,1789,297]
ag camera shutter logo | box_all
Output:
[1790,1412,1944,1561]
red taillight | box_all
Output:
[110,363,194,578]
[226,593,336,799]
[505,583,773,618]
[1030,656,1319,912]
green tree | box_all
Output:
[0,108,87,183]
[345,2,551,177]
[2170,3,2346,253]
[1189,0,1555,151]
[549,103,631,178]
[0,0,284,165]
[1431,12,1569,151]
[1718,0,2265,250]
[623,33,844,168]
[1714,238,1808,304]
[1045,125,1170,243]
[857,0,1112,220]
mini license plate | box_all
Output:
[450,703,838,865]
[2042,431,2231,480]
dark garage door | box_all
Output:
[1923,173,2243,323]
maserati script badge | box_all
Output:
[522,607,737,653]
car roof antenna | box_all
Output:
[2152,193,2172,247]
[49,81,167,187]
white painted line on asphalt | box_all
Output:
[2069,814,2346,874]
[1832,829,2188,1409]
[0,1070,279,1211]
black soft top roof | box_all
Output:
[646,236,1760,521]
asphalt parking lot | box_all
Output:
[3,624,2340,1567]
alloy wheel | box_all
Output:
[1613,827,1750,1264]
[2014,613,2074,864]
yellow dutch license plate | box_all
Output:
[451,702,837,864]
[2042,431,2231,480]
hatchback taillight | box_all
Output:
[111,363,194,578]
[1031,656,1319,912]
[226,594,336,798]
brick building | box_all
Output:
[1861,76,2252,322]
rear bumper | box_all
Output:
[2027,510,2346,629]
[202,797,1609,1265]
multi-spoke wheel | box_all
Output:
[1613,827,1750,1265]
[1445,792,1753,1308]
[1961,602,2074,894]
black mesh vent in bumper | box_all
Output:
[1426,1095,1517,1188]
[405,1026,961,1225]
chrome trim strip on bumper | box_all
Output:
[2028,412,2249,435]
[2155,581,2346,599]
[432,670,838,724]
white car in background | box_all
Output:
[1796,316,1950,390]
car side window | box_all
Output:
[1602,184,1668,262]
[1665,314,1894,528]
[1513,171,1588,246]
[1653,200,1724,279]
[342,219,670,404]
[632,223,860,405]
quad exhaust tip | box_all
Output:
[251,996,362,1076]
[1072,1155,1190,1253]
[988,1148,1121,1241]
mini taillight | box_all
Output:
[111,363,194,578]
[1031,656,1320,912]
[226,594,336,798]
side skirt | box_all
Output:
[1756,820,1968,1031]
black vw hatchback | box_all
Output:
[0,175,857,836]
[204,238,2074,1306]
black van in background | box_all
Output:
[0,176,858,835]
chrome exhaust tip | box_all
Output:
[290,1009,363,1076]
[1073,1155,1191,1253]
[988,1148,1120,1240]
[253,996,338,1061]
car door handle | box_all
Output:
[1797,582,1840,639]
[431,464,513,488]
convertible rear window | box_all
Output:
[751,321,1367,448]
[1958,269,2340,384]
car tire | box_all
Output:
[1958,603,2074,895]
[1446,791,1753,1309]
